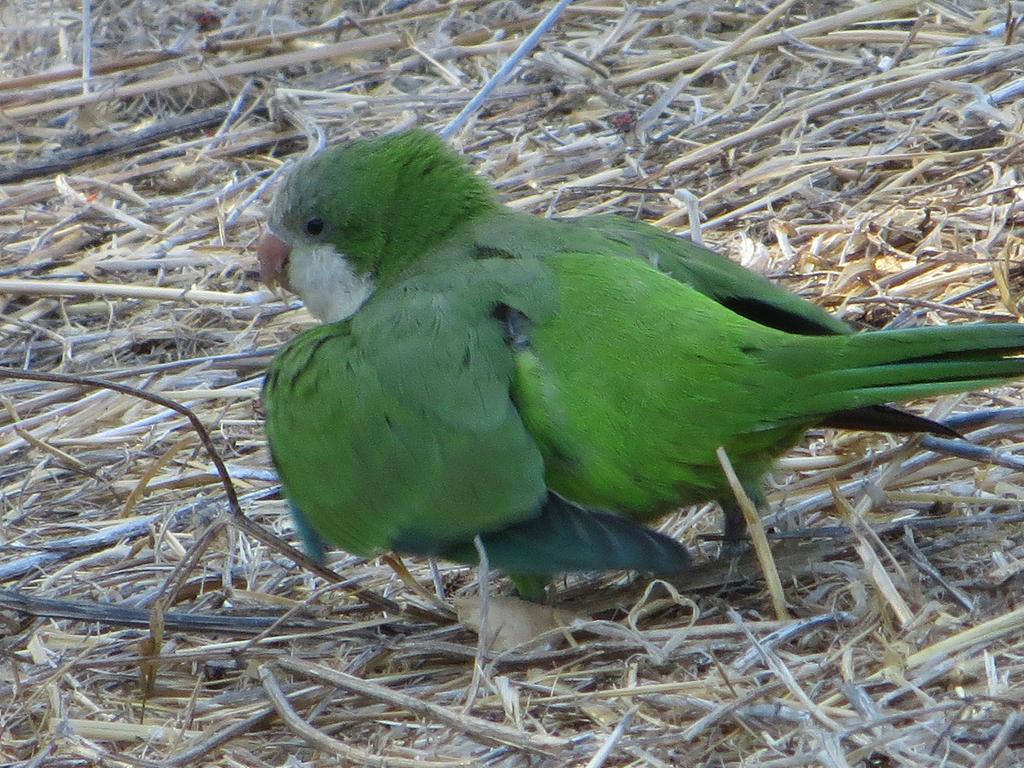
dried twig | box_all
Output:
[275,658,568,753]
[716,446,791,621]
[259,665,472,767]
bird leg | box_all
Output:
[719,482,767,557]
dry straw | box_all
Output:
[2,1,1023,765]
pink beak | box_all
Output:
[257,232,292,290]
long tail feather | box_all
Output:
[820,405,961,438]
[789,323,1024,419]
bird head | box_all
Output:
[257,129,496,322]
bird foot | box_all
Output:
[719,538,749,560]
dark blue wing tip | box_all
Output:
[288,501,327,563]
[460,494,692,576]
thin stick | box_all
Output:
[0,587,329,634]
[901,603,1024,673]
[715,446,790,620]
[166,707,279,766]
[442,0,575,139]
[0,50,177,92]
[276,657,567,752]
[258,665,470,767]
[463,535,493,714]
[830,482,914,628]
[0,106,234,184]
[973,711,1023,768]
[0,279,267,306]
[583,706,637,768]
[81,0,93,95]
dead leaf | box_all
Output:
[455,595,582,652]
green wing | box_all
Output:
[466,210,849,334]
[569,214,851,335]
[467,210,955,437]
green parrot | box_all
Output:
[258,129,1024,600]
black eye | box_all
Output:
[305,218,324,236]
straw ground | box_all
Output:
[2,1,1023,765]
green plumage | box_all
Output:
[261,130,1024,599]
